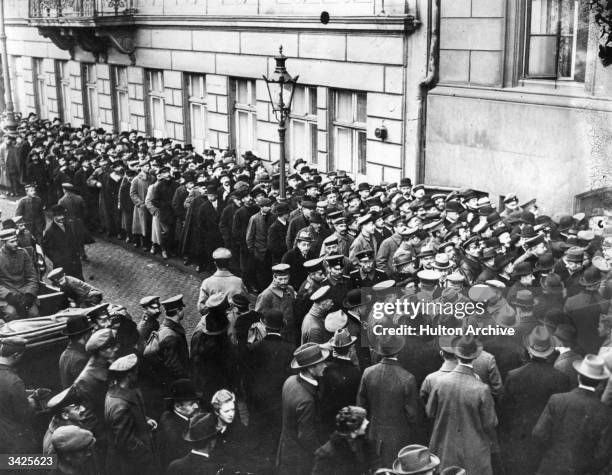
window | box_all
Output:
[146,69,165,138]
[33,58,48,119]
[331,90,367,175]
[82,63,99,127]
[289,86,318,165]
[231,78,257,158]
[525,0,589,81]
[9,56,25,114]
[113,66,130,131]
[186,73,207,152]
[56,60,71,123]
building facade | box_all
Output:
[3,0,612,212]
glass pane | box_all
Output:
[559,0,575,36]
[356,93,367,123]
[237,110,249,153]
[292,86,305,115]
[310,122,318,164]
[291,120,306,160]
[236,80,248,104]
[528,36,558,76]
[117,67,127,87]
[191,104,204,139]
[335,127,353,172]
[557,35,573,78]
[573,1,589,82]
[88,88,98,126]
[357,130,367,175]
[530,0,560,35]
[309,87,317,115]
[153,98,164,131]
[335,91,352,122]
[119,92,129,122]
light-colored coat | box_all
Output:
[129,172,152,236]
[426,364,497,475]
[197,270,247,314]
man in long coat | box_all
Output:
[104,354,158,475]
[357,332,420,468]
[532,355,612,475]
[180,181,207,267]
[426,335,497,475]
[42,205,83,280]
[129,163,153,249]
[499,325,570,475]
[277,343,329,475]
[145,167,176,258]
[15,183,45,241]
[198,184,224,272]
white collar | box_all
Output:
[458,361,474,369]
[299,372,318,386]
[578,383,596,393]
[332,352,352,361]
[191,449,210,458]
[173,409,189,421]
[266,332,281,337]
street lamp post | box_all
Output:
[263,46,298,200]
[0,0,17,135]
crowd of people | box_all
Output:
[0,112,611,475]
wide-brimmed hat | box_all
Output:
[572,354,611,380]
[372,333,406,357]
[553,324,577,347]
[290,343,330,369]
[392,444,440,474]
[432,254,451,270]
[523,325,555,358]
[183,412,218,442]
[511,289,534,308]
[62,314,93,336]
[579,266,603,287]
[165,378,202,402]
[329,328,357,348]
[451,335,482,360]
[342,289,371,309]
[325,310,348,333]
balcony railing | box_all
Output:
[29,0,134,19]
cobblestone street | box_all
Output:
[0,196,205,337]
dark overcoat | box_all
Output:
[564,290,608,354]
[319,357,362,436]
[499,360,571,475]
[282,247,317,291]
[59,340,89,388]
[268,217,289,264]
[180,194,207,257]
[166,452,221,475]
[42,221,83,279]
[276,375,322,475]
[104,385,157,475]
[0,363,35,452]
[157,410,190,470]
[356,358,419,468]
[155,318,190,389]
[312,432,378,475]
[533,387,612,475]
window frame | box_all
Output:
[9,56,25,115]
[81,63,99,127]
[111,65,130,133]
[55,60,72,124]
[330,89,367,177]
[33,58,48,119]
[185,73,208,153]
[523,0,589,82]
[231,78,257,159]
[289,85,318,166]
[145,69,166,138]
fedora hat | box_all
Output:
[392,445,440,474]
[523,325,555,358]
[325,310,348,333]
[441,467,466,475]
[553,324,577,347]
[511,289,534,308]
[342,289,371,309]
[451,335,482,360]
[372,333,405,357]
[290,343,330,369]
[573,354,611,380]
[579,266,603,287]
[432,253,451,270]
[183,412,218,442]
[564,246,584,263]
[165,378,202,402]
[329,328,357,349]
[62,314,93,336]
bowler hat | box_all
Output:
[451,335,482,360]
[573,354,611,380]
[165,378,202,401]
[534,253,555,272]
[63,314,93,336]
[564,246,584,263]
[523,325,555,358]
[183,412,218,442]
[262,309,284,331]
[329,328,357,348]
[512,262,533,278]
[553,324,577,346]
[579,266,603,287]
[230,293,250,309]
[290,343,330,369]
[372,331,405,357]
[392,444,440,474]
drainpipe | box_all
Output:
[414,0,439,183]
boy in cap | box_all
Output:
[48,267,103,308]
[136,295,161,347]
[105,353,159,474]
[51,425,97,475]
[43,387,87,454]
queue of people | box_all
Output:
[0,113,610,474]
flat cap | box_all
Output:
[139,295,160,307]
[205,292,228,310]
[322,234,339,246]
[0,229,16,241]
[271,263,291,274]
[212,247,232,260]
[356,214,373,227]
[109,353,138,372]
[47,387,79,413]
[85,329,115,353]
[417,269,442,284]
[355,249,374,261]
[304,258,325,273]
[161,294,184,313]
[310,285,331,302]
[326,255,345,268]
[47,267,65,281]
[85,303,109,320]
[52,426,95,453]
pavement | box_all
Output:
[0,195,207,337]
